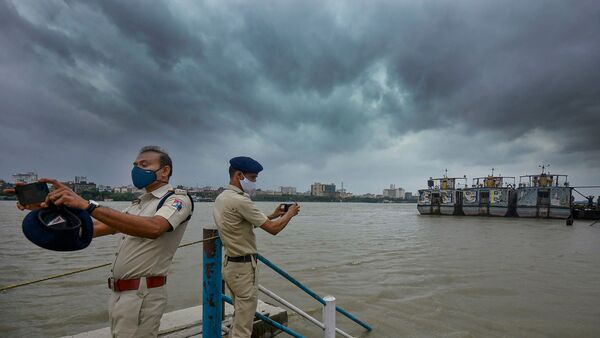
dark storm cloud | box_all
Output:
[1,0,599,191]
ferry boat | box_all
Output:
[417,172,467,216]
[462,171,517,217]
[516,166,572,219]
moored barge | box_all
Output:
[516,166,572,219]
[417,173,467,216]
[462,173,517,217]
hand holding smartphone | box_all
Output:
[281,203,294,212]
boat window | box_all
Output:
[538,191,549,198]
[480,191,490,198]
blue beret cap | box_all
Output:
[229,156,263,173]
[22,206,94,251]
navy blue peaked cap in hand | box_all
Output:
[229,156,263,173]
[22,206,94,251]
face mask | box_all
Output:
[131,166,163,189]
[240,174,257,195]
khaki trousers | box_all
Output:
[223,259,258,338]
[108,286,167,338]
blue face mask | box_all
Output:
[131,166,163,189]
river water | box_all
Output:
[0,201,599,337]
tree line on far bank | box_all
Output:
[0,187,417,203]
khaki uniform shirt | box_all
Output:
[111,184,193,279]
[213,184,268,258]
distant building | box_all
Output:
[97,185,113,192]
[74,176,87,184]
[336,189,353,198]
[255,189,282,196]
[63,176,97,193]
[311,182,336,197]
[70,180,97,194]
[13,172,38,184]
[383,184,405,199]
[113,185,137,194]
[404,192,413,200]
[280,186,297,195]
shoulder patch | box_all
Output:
[170,198,184,211]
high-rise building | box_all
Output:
[383,184,406,199]
[311,182,336,197]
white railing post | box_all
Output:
[323,295,336,338]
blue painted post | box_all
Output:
[257,254,373,332]
[202,226,222,338]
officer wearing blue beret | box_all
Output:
[213,156,300,338]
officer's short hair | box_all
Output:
[229,166,250,178]
[139,146,173,178]
[229,165,237,178]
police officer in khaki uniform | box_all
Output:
[29,146,193,338]
[213,156,300,338]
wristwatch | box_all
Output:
[86,200,100,214]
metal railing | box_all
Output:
[202,226,373,338]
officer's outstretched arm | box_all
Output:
[93,220,117,238]
[36,178,173,239]
[90,207,171,239]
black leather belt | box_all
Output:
[227,254,256,263]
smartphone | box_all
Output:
[15,182,49,206]
[282,203,294,212]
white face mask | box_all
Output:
[240,174,257,196]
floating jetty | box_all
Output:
[418,166,582,220]
[64,301,287,338]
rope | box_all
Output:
[0,235,220,293]
[573,188,589,199]
[178,236,219,248]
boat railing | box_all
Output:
[203,226,372,338]
[427,176,468,190]
[519,173,569,188]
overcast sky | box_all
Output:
[1,0,599,194]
